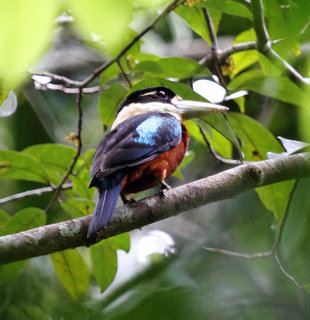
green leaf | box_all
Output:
[60,198,95,219]
[67,0,133,55]
[227,113,294,220]
[258,52,282,76]
[1,207,46,236]
[197,114,241,158]
[184,120,206,145]
[91,241,117,293]
[228,73,308,107]
[0,209,10,224]
[51,249,90,300]
[200,0,252,19]
[0,0,58,90]
[199,126,233,159]
[71,173,94,201]
[135,57,211,80]
[228,29,258,78]
[0,260,28,286]
[91,233,130,292]
[0,150,51,183]
[175,5,210,44]
[256,180,295,221]
[23,144,76,174]
[99,84,127,128]
[109,232,131,253]
[227,113,283,160]
[100,62,121,84]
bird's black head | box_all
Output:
[116,86,176,115]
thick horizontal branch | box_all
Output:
[1,153,310,265]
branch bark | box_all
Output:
[1,153,310,265]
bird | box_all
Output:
[87,86,228,238]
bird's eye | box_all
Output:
[157,90,169,100]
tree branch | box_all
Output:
[1,153,310,265]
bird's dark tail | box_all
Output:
[87,172,124,238]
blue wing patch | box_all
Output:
[134,115,182,145]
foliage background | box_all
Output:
[1,0,310,319]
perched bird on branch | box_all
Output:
[87,86,228,238]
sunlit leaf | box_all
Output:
[200,0,252,19]
[1,207,46,236]
[197,114,241,158]
[23,144,76,174]
[228,29,258,78]
[192,79,226,103]
[0,0,58,90]
[98,84,127,128]
[184,120,207,145]
[109,232,131,253]
[67,0,133,55]
[71,172,95,200]
[51,249,90,300]
[175,5,210,44]
[0,150,51,183]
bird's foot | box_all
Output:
[121,193,136,205]
[157,179,171,199]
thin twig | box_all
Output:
[274,254,302,288]
[32,72,82,87]
[0,184,73,205]
[203,246,271,259]
[45,89,83,213]
[117,60,132,88]
[34,82,104,94]
[202,7,227,89]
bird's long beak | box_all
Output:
[172,98,229,120]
